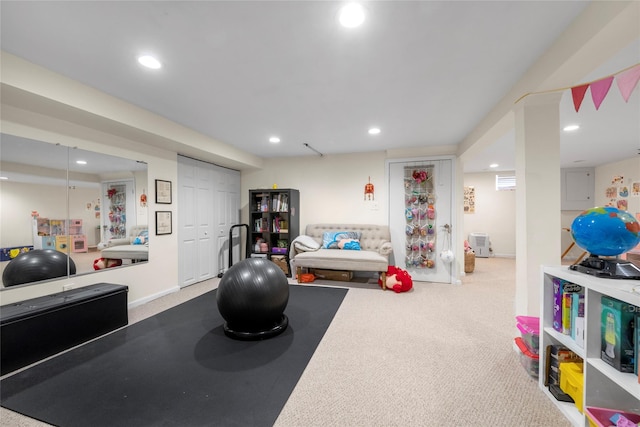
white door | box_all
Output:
[179,156,241,285]
[215,167,241,274]
[101,180,135,241]
[387,157,455,284]
[178,156,215,287]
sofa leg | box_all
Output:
[296,266,302,283]
[380,271,386,290]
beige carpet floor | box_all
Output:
[0,257,570,426]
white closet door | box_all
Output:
[178,158,198,287]
[178,156,241,286]
[178,156,215,287]
[387,157,455,284]
[195,163,215,282]
[215,168,241,273]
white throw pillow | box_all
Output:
[294,235,321,252]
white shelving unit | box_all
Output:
[540,266,640,426]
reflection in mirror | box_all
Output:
[0,134,148,290]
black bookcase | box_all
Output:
[249,189,299,276]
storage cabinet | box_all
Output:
[540,266,640,426]
[33,218,87,253]
[249,189,299,276]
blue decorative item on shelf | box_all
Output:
[570,206,640,256]
[569,206,640,279]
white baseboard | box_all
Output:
[128,286,180,309]
[492,253,516,258]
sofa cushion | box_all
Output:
[101,244,148,261]
[293,248,387,272]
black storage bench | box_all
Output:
[1,283,128,375]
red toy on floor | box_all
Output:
[93,257,122,270]
[378,265,413,293]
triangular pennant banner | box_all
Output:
[615,64,640,102]
[590,76,614,110]
[571,84,589,112]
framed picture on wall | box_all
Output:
[156,211,172,235]
[155,179,172,204]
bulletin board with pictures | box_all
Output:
[605,175,639,212]
[463,186,475,214]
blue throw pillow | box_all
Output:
[341,240,361,250]
[322,231,362,249]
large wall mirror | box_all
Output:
[0,134,148,290]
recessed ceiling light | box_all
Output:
[269,137,281,143]
[339,3,365,28]
[138,55,162,69]
[563,124,580,132]
[368,127,381,135]
[489,163,499,168]
[0,176,8,180]
[76,160,87,165]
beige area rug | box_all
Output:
[1,257,570,427]
[275,257,570,427]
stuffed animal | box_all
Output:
[378,265,413,293]
[93,257,122,270]
[464,240,474,253]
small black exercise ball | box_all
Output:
[216,257,289,340]
[2,249,76,287]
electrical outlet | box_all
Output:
[63,284,75,291]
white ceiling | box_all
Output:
[0,1,638,173]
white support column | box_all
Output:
[514,92,563,316]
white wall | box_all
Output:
[1,183,103,248]
[242,152,466,276]
[241,152,389,228]
[561,157,640,260]
[462,172,516,257]
[594,157,640,212]
[0,172,148,249]
[463,158,640,262]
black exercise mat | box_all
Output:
[1,285,347,427]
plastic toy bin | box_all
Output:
[559,362,584,413]
[585,407,640,427]
[516,315,539,354]
[515,337,539,378]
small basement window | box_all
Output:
[496,174,516,191]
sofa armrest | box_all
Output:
[107,238,132,247]
[379,241,393,255]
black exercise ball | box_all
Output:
[216,257,289,340]
[2,249,76,287]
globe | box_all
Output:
[571,206,640,256]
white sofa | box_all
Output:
[290,224,392,286]
[100,225,148,262]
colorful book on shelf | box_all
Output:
[562,292,572,335]
[552,278,582,333]
[574,317,585,348]
[570,292,585,339]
